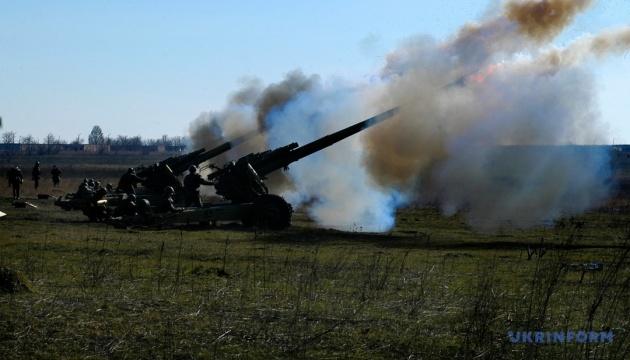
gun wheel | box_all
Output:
[252,194,292,230]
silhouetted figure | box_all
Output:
[115,193,138,217]
[51,165,62,187]
[7,165,23,199]
[117,168,144,194]
[31,161,41,190]
[183,165,212,207]
[159,186,179,213]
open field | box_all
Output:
[1,201,630,358]
[1,154,630,359]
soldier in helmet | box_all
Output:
[76,178,94,199]
[6,164,23,199]
[159,186,180,213]
[114,193,138,217]
[183,165,212,207]
[117,167,145,194]
[32,161,42,190]
[51,165,62,187]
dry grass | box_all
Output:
[0,154,629,358]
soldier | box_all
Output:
[183,165,212,207]
[158,186,179,213]
[32,161,41,190]
[117,168,144,194]
[51,165,62,187]
[114,193,138,217]
[136,198,153,216]
[6,165,23,199]
[76,178,94,199]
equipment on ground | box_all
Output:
[121,108,398,230]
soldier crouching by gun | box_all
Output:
[158,186,181,213]
[114,193,138,217]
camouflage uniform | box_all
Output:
[117,168,144,194]
[115,194,138,217]
[32,161,41,189]
[158,186,179,213]
[51,166,62,187]
[183,166,212,207]
[7,166,23,199]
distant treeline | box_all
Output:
[0,125,188,155]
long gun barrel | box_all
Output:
[167,131,255,175]
[255,107,398,176]
[138,131,255,177]
[208,108,398,203]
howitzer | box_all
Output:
[208,107,399,204]
[108,108,398,230]
[54,132,254,220]
[136,132,254,193]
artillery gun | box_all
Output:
[54,133,252,219]
[133,131,253,195]
[134,108,398,230]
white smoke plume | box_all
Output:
[190,0,630,230]
[364,0,628,228]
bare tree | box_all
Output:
[72,134,84,145]
[19,135,38,144]
[1,131,16,144]
[45,133,56,145]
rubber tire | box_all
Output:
[252,194,292,230]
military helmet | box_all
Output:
[128,194,137,201]
[128,167,134,174]
[35,161,40,165]
[165,186,175,195]
[189,165,197,173]
[137,199,152,214]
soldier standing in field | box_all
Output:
[183,165,212,207]
[51,165,62,187]
[32,161,41,190]
[7,165,23,199]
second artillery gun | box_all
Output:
[54,133,252,220]
[133,132,253,196]
[133,108,399,229]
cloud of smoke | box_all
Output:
[506,0,593,41]
[263,82,403,231]
[190,0,630,230]
[364,0,628,228]
[189,71,318,191]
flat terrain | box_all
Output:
[0,153,629,359]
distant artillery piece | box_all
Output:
[134,131,255,195]
[54,133,254,221]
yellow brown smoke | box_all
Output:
[506,0,593,41]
